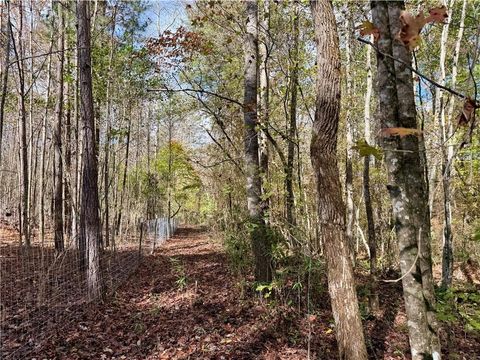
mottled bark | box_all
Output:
[371,1,440,358]
[77,0,103,300]
[310,1,368,359]
[258,0,270,217]
[244,0,271,283]
[344,13,355,260]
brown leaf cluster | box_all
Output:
[398,6,448,51]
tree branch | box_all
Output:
[147,87,243,107]
[357,37,477,105]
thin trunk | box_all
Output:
[77,0,103,299]
[363,34,378,312]
[285,1,299,228]
[258,0,270,219]
[244,0,271,283]
[40,34,54,248]
[345,13,355,261]
[115,104,131,236]
[310,1,368,359]
[104,4,117,248]
[11,6,30,247]
[54,0,65,252]
[442,0,467,288]
[0,0,11,165]
[372,1,440,358]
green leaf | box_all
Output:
[352,139,383,160]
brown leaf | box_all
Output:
[380,127,422,138]
[398,6,449,51]
[359,21,380,43]
[397,11,428,51]
[425,6,448,24]
[457,98,477,127]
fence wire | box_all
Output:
[0,216,178,359]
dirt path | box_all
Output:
[35,227,330,359]
[28,227,480,359]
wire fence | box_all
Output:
[0,216,177,359]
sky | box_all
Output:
[142,0,189,38]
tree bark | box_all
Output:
[0,0,11,165]
[11,5,30,247]
[77,0,103,300]
[310,1,368,359]
[54,0,65,252]
[285,0,299,228]
[244,0,271,283]
[371,1,441,358]
[441,0,467,288]
[363,34,378,312]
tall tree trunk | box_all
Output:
[77,0,103,299]
[310,1,368,359]
[442,0,467,288]
[11,6,30,247]
[54,0,65,252]
[362,34,378,312]
[258,0,270,220]
[244,0,271,283]
[344,12,355,261]
[285,0,299,228]
[371,1,441,358]
[103,4,117,248]
[0,0,11,165]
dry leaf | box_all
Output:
[398,6,449,51]
[380,127,422,138]
[425,6,448,24]
[457,98,477,127]
[359,21,380,43]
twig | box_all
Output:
[357,37,476,104]
[147,87,242,107]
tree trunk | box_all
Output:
[103,4,117,248]
[0,0,11,165]
[11,6,30,247]
[363,34,378,312]
[77,0,103,300]
[54,0,65,252]
[371,1,441,358]
[344,12,355,261]
[244,0,271,283]
[258,0,270,220]
[310,1,368,359]
[442,0,467,288]
[285,0,299,228]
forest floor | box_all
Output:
[18,227,480,359]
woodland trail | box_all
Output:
[35,227,338,360]
[28,227,480,360]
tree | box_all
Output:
[243,0,271,283]
[77,0,103,299]
[53,0,65,252]
[310,1,368,358]
[371,1,441,358]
